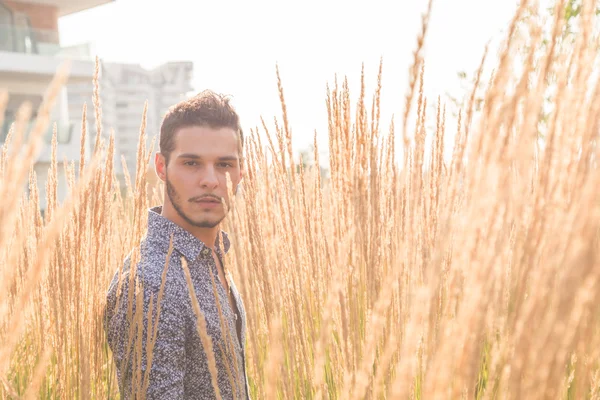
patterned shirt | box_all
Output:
[104,206,250,399]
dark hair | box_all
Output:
[159,90,243,163]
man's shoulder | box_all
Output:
[108,237,187,296]
[104,239,192,330]
[133,238,188,290]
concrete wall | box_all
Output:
[1,72,89,212]
[1,0,106,212]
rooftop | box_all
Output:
[7,0,114,17]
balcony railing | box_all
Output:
[1,118,74,146]
[0,23,61,56]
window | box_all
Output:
[0,2,14,52]
[45,122,73,145]
[12,12,36,54]
[0,111,14,143]
[1,116,72,146]
[0,5,41,54]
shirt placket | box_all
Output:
[200,247,247,399]
[200,247,240,345]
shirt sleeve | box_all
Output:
[105,266,187,399]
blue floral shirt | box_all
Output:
[104,206,250,399]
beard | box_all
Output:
[165,174,226,229]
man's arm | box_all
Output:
[105,266,187,399]
[141,278,187,399]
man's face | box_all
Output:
[156,125,243,229]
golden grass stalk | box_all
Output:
[1,2,600,399]
[141,236,175,396]
[181,257,222,400]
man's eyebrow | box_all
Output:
[177,153,201,159]
[176,154,239,162]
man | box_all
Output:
[104,90,249,399]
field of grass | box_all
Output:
[1,0,600,399]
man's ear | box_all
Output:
[239,157,245,182]
[235,165,244,195]
[155,152,167,182]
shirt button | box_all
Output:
[201,248,210,257]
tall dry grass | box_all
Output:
[1,0,600,398]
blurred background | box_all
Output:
[0,0,523,210]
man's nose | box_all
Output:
[199,166,219,189]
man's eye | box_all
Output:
[218,163,233,168]
[184,161,198,166]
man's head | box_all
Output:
[155,90,244,230]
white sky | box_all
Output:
[59,0,521,162]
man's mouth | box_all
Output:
[191,196,222,204]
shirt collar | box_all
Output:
[146,206,231,261]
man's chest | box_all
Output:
[184,258,243,346]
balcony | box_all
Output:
[0,23,60,56]
[1,117,74,146]
[0,23,95,84]
[0,23,87,57]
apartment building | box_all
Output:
[67,60,194,184]
[0,0,113,211]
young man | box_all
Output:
[104,90,249,399]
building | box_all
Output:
[0,0,113,211]
[67,60,194,186]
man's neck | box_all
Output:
[160,203,219,249]
[194,229,219,251]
